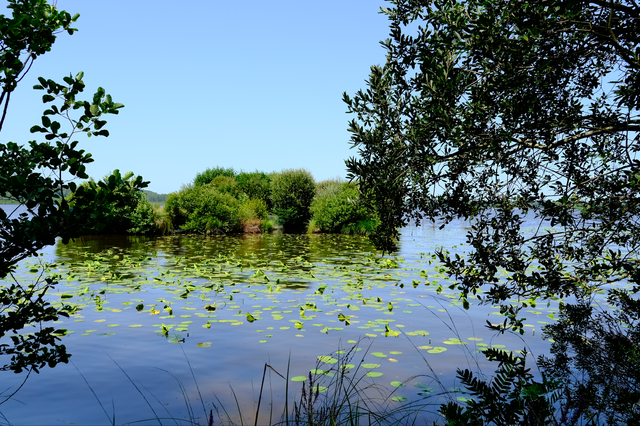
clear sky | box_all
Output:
[0,1,391,194]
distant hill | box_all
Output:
[143,190,168,203]
[0,197,20,205]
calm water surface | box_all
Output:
[0,209,562,425]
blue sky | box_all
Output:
[0,1,391,193]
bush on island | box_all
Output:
[165,184,240,234]
[236,171,272,210]
[193,166,236,187]
[70,170,156,234]
[309,180,378,235]
[270,169,316,232]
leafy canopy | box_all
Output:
[0,1,147,373]
[346,0,639,422]
[345,0,639,305]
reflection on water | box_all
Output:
[0,222,562,425]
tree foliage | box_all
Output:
[193,166,236,187]
[0,1,147,373]
[345,0,640,422]
[270,169,316,231]
[310,181,377,234]
[164,184,241,234]
[71,170,152,234]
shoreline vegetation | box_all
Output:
[1,166,380,237]
[159,167,378,236]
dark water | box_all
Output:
[0,210,564,425]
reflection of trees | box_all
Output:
[53,233,380,287]
[55,234,156,262]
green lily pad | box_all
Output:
[361,363,380,369]
[310,369,334,377]
[317,356,337,364]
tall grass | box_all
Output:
[210,342,429,426]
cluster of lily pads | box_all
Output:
[5,233,568,407]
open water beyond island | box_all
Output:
[0,207,572,425]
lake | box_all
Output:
[0,209,561,425]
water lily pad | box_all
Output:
[197,342,212,348]
[291,376,307,382]
[317,356,337,364]
[390,381,406,388]
[361,363,380,369]
[444,339,467,345]
[310,369,334,377]
[392,396,407,402]
[366,371,383,377]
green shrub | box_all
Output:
[127,195,161,234]
[210,175,242,199]
[309,182,378,234]
[193,166,236,186]
[164,184,240,234]
[71,170,151,234]
[164,188,188,229]
[315,178,344,197]
[236,171,271,209]
[270,169,316,231]
[239,198,268,224]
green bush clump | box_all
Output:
[210,175,242,199]
[71,170,157,234]
[270,169,316,231]
[236,171,271,209]
[239,198,268,222]
[193,166,236,186]
[309,181,377,234]
[315,178,343,196]
[127,195,159,234]
[164,184,240,234]
[163,168,377,236]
